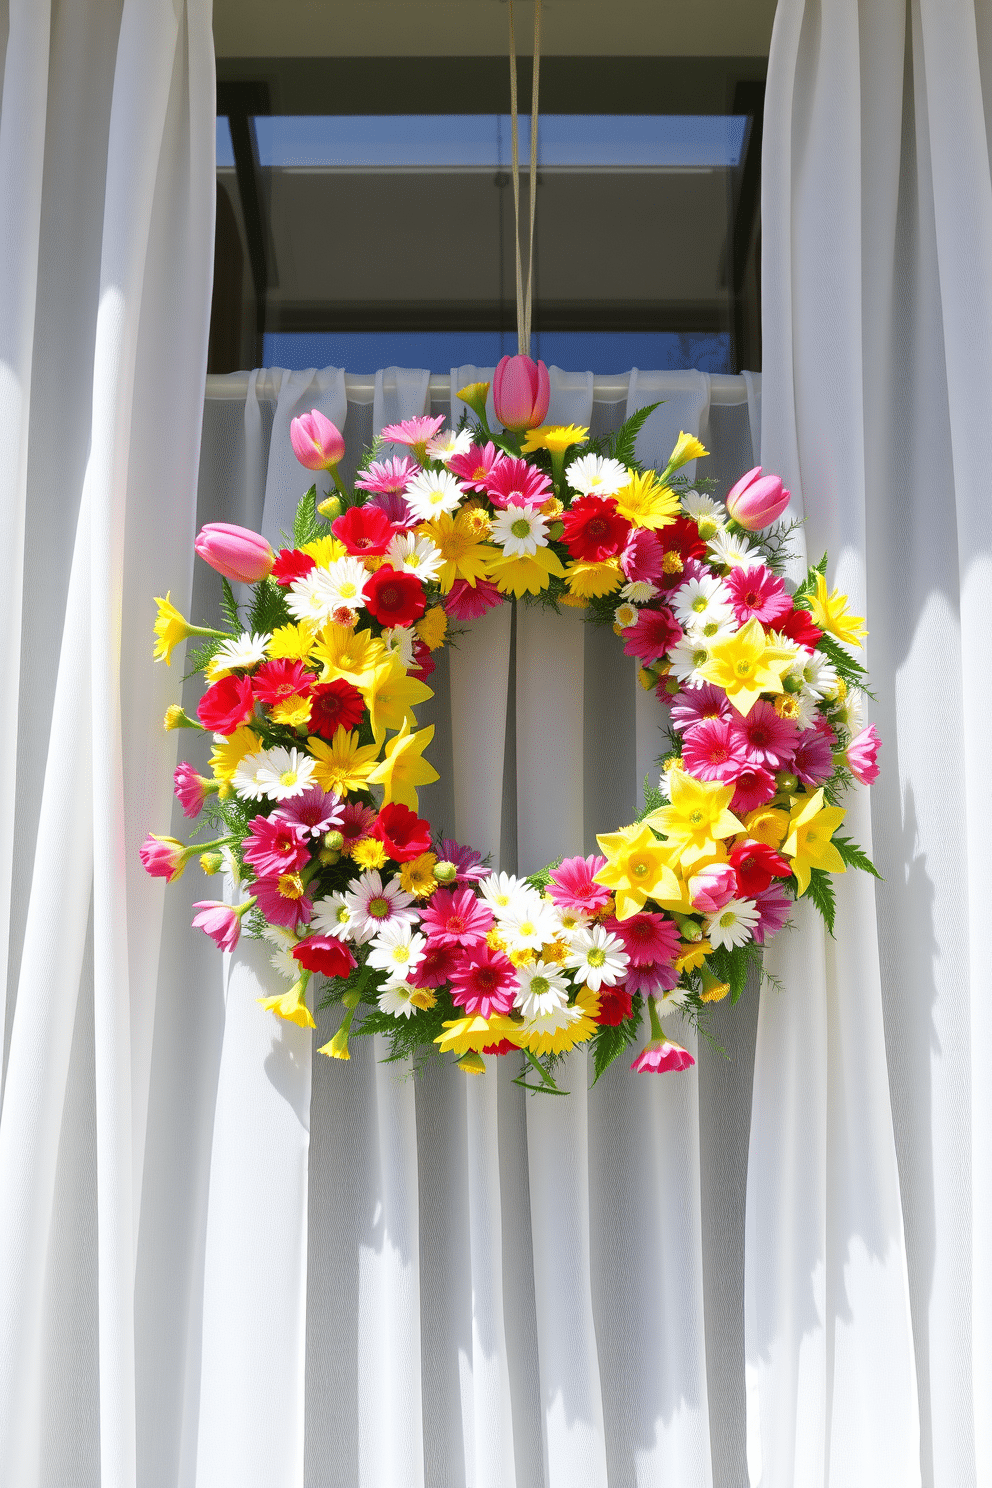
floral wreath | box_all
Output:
[143,356,880,1093]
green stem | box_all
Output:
[647,993,665,1042]
[188,624,229,640]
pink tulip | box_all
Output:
[174,761,210,819]
[290,409,346,471]
[631,1037,696,1073]
[139,834,188,882]
[192,901,244,952]
[687,863,737,915]
[847,723,881,785]
[725,466,791,531]
[194,523,274,583]
[492,355,550,431]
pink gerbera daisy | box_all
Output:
[625,961,680,995]
[681,718,750,783]
[339,801,378,852]
[380,415,446,461]
[547,854,613,916]
[450,944,519,1018]
[448,441,505,491]
[622,605,682,663]
[847,723,881,785]
[620,527,665,584]
[273,785,345,839]
[669,681,732,733]
[445,578,504,621]
[173,761,210,819]
[752,884,793,944]
[726,565,792,627]
[792,728,834,786]
[243,814,312,879]
[631,1035,695,1073]
[730,765,777,815]
[419,887,494,947]
[354,456,421,498]
[607,911,680,967]
[729,698,798,770]
[252,873,314,930]
[483,457,552,509]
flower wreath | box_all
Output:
[143,356,880,1093]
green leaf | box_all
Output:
[833,834,881,879]
[591,1015,641,1084]
[638,776,666,819]
[804,868,837,936]
[248,576,290,636]
[220,578,240,632]
[792,553,829,605]
[526,857,562,891]
[293,485,323,548]
[184,635,225,678]
[706,942,758,1004]
[609,401,662,468]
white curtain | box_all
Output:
[755,2,992,1486]
[0,1,215,1485]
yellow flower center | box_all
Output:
[736,660,752,676]
[587,947,606,967]
[279,769,298,788]
[393,947,410,963]
[531,976,550,996]
[663,553,684,574]
[278,873,305,900]
[339,582,358,599]
[692,596,708,612]
[690,809,704,826]
[511,518,531,539]
[369,896,390,919]
[719,910,736,928]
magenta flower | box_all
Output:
[752,884,793,944]
[493,355,550,431]
[681,718,749,783]
[669,682,732,733]
[631,1036,695,1073]
[354,455,421,498]
[547,854,613,916]
[194,522,274,584]
[792,728,834,786]
[417,942,460,988]
[174,761,210,819]
[448,441,505,491]
[730,765,777,815]
[450,944,519,1018]
[622,605,683,664]
[139,834,188,882]
[252,874,314,930]
[274,785,345,838]
[847,723,881,785]
[420,887,494,947]
[726,565,792,627]
[625,961,679,995]
[445,579,504,621]
[339,802,378,853]
[484,456,552,509]
[619,527,665,583]
[725,466,791,531]
[243,815,311,880]
[192,900,245,952]
[380,414,446,462]
[290,409,345,471]
[729,699,798,769]
[608,911,680,967]
[438,838,488,884]
[687,863,737,914]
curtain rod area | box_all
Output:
[204,371,756,406]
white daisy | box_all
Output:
[286,569,337,625]
[404,468,465,520]
[499,900,560,954]
[793,691,820,730]
[490,502,549,557]
[344,870,419,937]
[836,690,863,737]
[791,649,838,700]
[614,602,638,628]
[547,903,592,934]
[312,891,374,944]
[705,897,760,950]
[377,983,422,1019]
[565,452,628,497]
[250,746,316,802]
[671,573,735,630]
[386,531,444,583]
[513,960,571,1018]
[708,529,761,570]
[478,872,532,918]
[563,924,629,990]
[380,624,417,670]
[233,749,277,802]
[681,489,726,522]
[262,925,300,981]
[426,428,473,464]
[367,920,427,985]
[315,556,371,612]
[620,579,659,604]
[668,635,713,688]
[206,630,270,679]
[685,612,737,645]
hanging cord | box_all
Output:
[507,0,543,355]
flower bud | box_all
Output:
[194,522,275,584]
[783,672,804,693]
[458,1052,487,1074]
[200,851,223,875]
[318,494,342,519]
[434,860,458,883]
[775,771,799,794]
[324,830,344,852]
[493,354,551,431]
[725,466,791,531]
[687,863,737,915]
[548,520,565,540]
[290,409,345,471]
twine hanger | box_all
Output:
[506,0,542,355]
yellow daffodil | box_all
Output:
[267,621,317,662]
[594,822,682,920]
[416,605,448,650]
[488,545,565,597]
[807,573,867,649]
[455,381,491,420]
[311,623,385,687]
[307,727,380,797]
[675,938,711,974]
[744,805,790,848]
[781,787,847,895]
[210,725,262,784]
[400,852,439,898]
[302,534,347,568]
[153,592,215,665]
[700,966,730,1002]
[258,978,315,1029]
[420,511,494,592]
[697,617,795,717]
[614,470,680,530]
[269,694,313,729]
[660,431,708,480]
[521,423,589,455]
[359,655,434,744]
[435,1015,520,1056]
[367,718,439,811]
[643,772,743,869]
[564,557,623,598]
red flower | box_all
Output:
[729,840,792,896]
[779,606,824,651]
[292,935,357,978]
[410,637,435,681]
[332,504,394,557]
[417,942,459,988]
[596,987,633,1025]
[561,495,630,561]
[622,605,682,663]
[252,659,313,708]
[372,802,433,862]
[482,1038,518,1056]
[658,516,706,588]
[271,548,316,586]
[308,679,366,739]
[197,673,255,733]
[364,565,427,627]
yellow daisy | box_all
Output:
[419,511,494,592]
[614,471,680,530]
[487,545,565,597]
[306,727,380,797]
[564,557,623,599]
